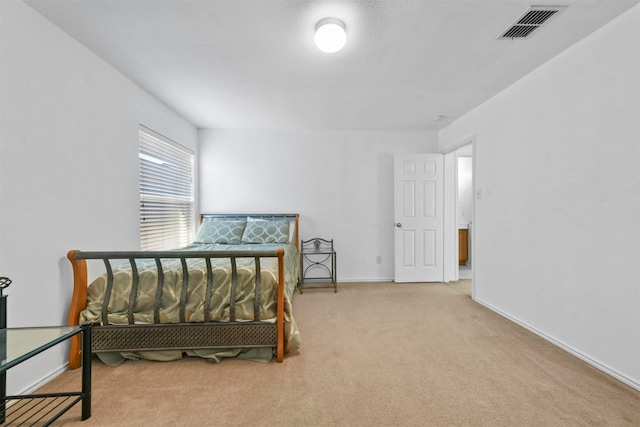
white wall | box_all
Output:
[0,0,197,394]
[440,5,640,390]
[199,129,438,281]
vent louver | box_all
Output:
[499,6,566,39]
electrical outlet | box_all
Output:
[376,255,382,264]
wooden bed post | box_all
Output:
[67,250,88,369]
[276,248,285,362]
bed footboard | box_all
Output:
[66,248,286,369]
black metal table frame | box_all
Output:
[0,290,91,425]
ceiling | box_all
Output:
[25,0,639,132]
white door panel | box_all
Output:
[394,154,444,282]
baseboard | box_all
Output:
[474,297,640,392]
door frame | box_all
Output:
[442,135,476,298]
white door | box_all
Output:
[394,154,444,282]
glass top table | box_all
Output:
[0,325,91,425]
[0,326,81,372]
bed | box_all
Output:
[66,213,300,369]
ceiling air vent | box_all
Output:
[499,6,566,39]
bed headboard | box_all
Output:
[199,213,300,251]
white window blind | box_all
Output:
[139,127,194,250]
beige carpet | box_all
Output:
[448,278,471,296]
[35,281,639,426]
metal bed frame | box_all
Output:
[66,213,299,369]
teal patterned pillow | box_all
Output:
[194,220,246,244]
[241,220,289,244]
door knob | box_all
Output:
[395,223,402,228]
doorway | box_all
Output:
[443,139,474,297]
[456,148,473,285]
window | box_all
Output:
[139,126,194,250]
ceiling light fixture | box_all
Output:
[314,18,346,53]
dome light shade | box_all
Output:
[314,18,346,53]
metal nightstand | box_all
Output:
[299,238,337,293]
